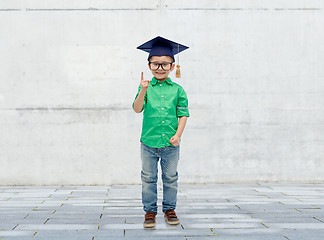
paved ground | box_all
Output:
[1,184,324,239]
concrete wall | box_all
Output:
[1,0,324,185]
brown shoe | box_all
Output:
[164,209,180,225]
[143,212,156,228]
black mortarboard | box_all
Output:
[137,36,189,78]
[137,36,189,61]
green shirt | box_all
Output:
[133,77,190,148]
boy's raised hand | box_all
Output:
[141,72,150,91]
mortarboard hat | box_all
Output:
[137,36,189,61]
[137,36,189,78]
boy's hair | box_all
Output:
[148,55,175,63]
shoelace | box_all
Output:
[165,210,177,218]
[145,212,155,221]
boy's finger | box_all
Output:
[141,72,144,81]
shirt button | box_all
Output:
[161,96,164,98]
[162,108,164,110]
[162,121,165,123]
[160,84,162,86]
[163,134,165,136]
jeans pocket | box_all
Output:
[167,145,180,153]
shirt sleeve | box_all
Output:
[176,87,190,118]
[132,84,147,113]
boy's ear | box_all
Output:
[170,63,175,71]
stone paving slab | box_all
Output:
[1,184,324,239]
[279,229,324,240]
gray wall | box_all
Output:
[1,0,324,185]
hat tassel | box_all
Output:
[175,44,181,78]
[176,65,181,78]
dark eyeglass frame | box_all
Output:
[148,61,174,71]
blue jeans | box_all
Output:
[140,142,180,214]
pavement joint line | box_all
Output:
[44,218,49,224]
[294,208,302,213]
[283,236,291,240]
[262,194,271,199]
[280,192,288,196]
[311,205,321,209]
[24,214,29,219]
[299,206,320,209]
[97,223,100,229]
[235,205,241,209]
[52,210,56,214]
[32,230,38,237]
[210,228,217,236]
[12,224,19,230]
[278,201,285,205]
[314,217,324,223]
[260,222,269,228]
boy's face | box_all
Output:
[148,56,175,81]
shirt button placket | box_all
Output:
[161,84,165,139]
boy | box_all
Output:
[132,36,190,228]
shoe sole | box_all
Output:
[143,222,156,228]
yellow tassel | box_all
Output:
[176,64,181,78]
[175,43,181,78]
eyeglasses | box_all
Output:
[149,62,174,71]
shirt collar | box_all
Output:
[151,77,173,86]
